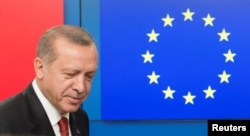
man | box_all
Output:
[0,25,98,136]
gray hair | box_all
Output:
[37,25,95,65]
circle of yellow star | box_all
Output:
[161,14,175,27]
[162,86,175,99]
[147,71,160,84]
[223,49,236,62]
[141,50,155,63]
[218,70,231,83]
[146,29,160,42]
[141,7,236,106]
[202,13,215,27]
[218,28,231,42]
[182,8,195,21]
[183,91,196,104]
[203,86,216,99]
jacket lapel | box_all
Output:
[22,84,55,136]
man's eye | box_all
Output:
[65,73,75,78]
[86,74,94,81]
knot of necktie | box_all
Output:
[58,117,69,136]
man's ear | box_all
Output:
[34,57,45,79]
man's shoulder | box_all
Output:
[0,85,51,134]
[0,83,36,115]
[0,84,36,121]
[0,92,25,114]
[0,92,28,132]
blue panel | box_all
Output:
[90,121,207,136]
[64,0,80,26]
[100,0,250,120]
[81,0,101,120]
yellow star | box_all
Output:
[147,71,160,84]
[218,28,231,42]
[202,13,215,27]
[161,14,175,27]
[183,91,196,104]
[146,29,160,42]
[141,50,154,63]
[162,86,175,99]
[223,49,236,62]
[203,86,216,99]
[218,70,231,83]
[182,8,195,21]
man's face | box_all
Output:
[36,38,98,115]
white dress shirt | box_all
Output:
[32,79,72,136]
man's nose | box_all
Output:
[72,76,86,93]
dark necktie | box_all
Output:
[58,117,69,136]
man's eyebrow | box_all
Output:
[61,68,80,73]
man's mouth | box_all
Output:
[67,96,83,104]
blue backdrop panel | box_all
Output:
[101,0,250,120]
[64,0,80,26]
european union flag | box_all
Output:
[100,0,250,120]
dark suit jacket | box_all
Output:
[0,84,89,136]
